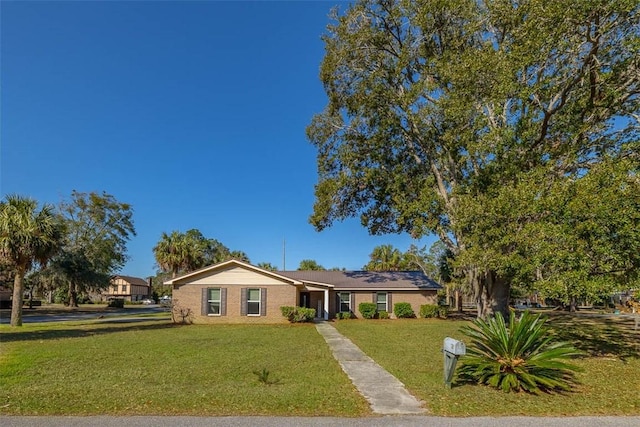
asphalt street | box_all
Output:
[0,306,168,324]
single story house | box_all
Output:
[103,275,151,302]
[165,260,442,323]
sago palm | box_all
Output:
[458,311,582,393]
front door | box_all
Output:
[300,292,311,308]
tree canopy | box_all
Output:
[308,0,639,317]
[363,244,404,271]
[153,229,250,278]
[257,262,278,271]
[47,191,136,306]
[362,242,450,280]
[298,259,326,271]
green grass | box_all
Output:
[333,315,640,416]
[0,320,369,416]
[2,313,638,417]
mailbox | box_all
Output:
[442,337,466,388]
[443,337,466,356]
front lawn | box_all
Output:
[0,320,369,416]
[2,313,637,417]
[333,314,640,416]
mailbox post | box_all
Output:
[442,337,466,388]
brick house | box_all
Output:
[165,259,441,323]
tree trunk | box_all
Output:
[569,297,578,312]
[470,268,510,319]
[10,267,26,327]
[68,282,78,308]
[456,290,463,313]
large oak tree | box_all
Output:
[51,191,136,306]
[308,0,639,317]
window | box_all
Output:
[247,288,261,315]
[376,292,388,312]
[207,288,221,315]
[121,285,127,293]
[338,292,351,313]
[112,286,118,293]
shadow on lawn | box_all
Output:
[547,313,640,360]
[1,320,179,343]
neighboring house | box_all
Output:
[104,275,151,302]
[165,259,442,323]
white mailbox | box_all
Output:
[443,337,466,356]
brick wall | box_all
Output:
[174,283,298,324]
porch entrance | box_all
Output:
[299,292,311,308]
[300,287,330,320]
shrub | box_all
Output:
[171,300,193,324]
[280,306,295,319]
[378,310,390,319]
[438,306,449,319]
[53,288,68,305]
[421,304,450,319]
[393,302,415,318]
[293,307,316,322]
[420,304,440,318]
[335,312,352,320]
[107,299,124,308]
[458,311,582,393]
[358,302,377,319]
[437,289,447,306]
[280,306,316,323]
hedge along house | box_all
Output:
[165,259,442,323]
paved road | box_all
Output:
[2,415,639,427]
[0,306,168,324]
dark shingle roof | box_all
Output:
[276,270,441,290]
[114,275,149,287]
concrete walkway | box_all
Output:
[314,321,426,415]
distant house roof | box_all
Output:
[277,270,442,290]
[113,275,149,287]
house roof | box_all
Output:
[277,270,442,290]
[164,259,304,285]
[113,275,149,287]
[163,259,442,291]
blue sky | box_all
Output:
[1,1,436,278]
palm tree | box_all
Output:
[154,229,216,277]
[153,231,189,278]
[227,250,250,263]
[298,259,325,271]
[364,244,404,271]
[257,262,278,271]
[0,195,63,326]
